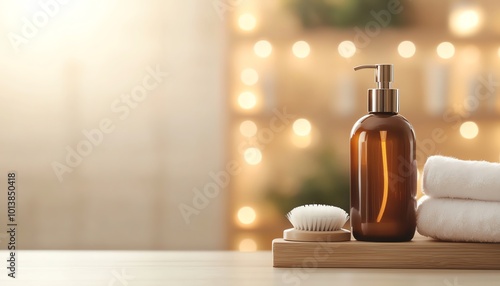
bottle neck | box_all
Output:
[368,89,399,113]
[369,111,398,116]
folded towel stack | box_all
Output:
[417,155,500,243]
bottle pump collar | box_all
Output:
[354,64,399,113]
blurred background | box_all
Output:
[0,0,499,251]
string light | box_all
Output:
[460,121,478,139]
[398,41,416,58]
[449,5,483,37]
[254,40,272,58]
[238,92,257,110]
[241,68,259,86]
[437,42,455,59]
[237,206,256,225]
[239,120,257,137]
[292,41,310,58]
[293,118,312,136]
[244,147,262,165]
[238,13,256,31]
[338,41,356,58]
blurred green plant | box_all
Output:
[266,149,349,215]
[286,0,405,28]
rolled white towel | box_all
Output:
[423,155,500,202]
[417,196,500,243]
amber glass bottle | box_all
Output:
[350,64,416,242]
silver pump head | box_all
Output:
[354,64,399,113]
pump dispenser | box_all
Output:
[350,64,417,242]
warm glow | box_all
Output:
[239,120,257,137]
[293,118,312,136]
[460,121,479,139]
[449,6,483,37]
[338,41,356,58]
[292,41,310,58]
[238,238,257,252]
[291,134,312,148]
[237,206,256,225]
[497,47,500,58]
[398,41,416,58]
[461,45,481,64]
[244,147,262,165]
[238,13,256,31]
[241,68,259,86]
[417,169,424,199]
[437,42,455,59]
[254,40,272,58]
[238,92,257,109]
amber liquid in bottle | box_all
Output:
[350,112,417,242]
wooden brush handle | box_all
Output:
[283,228,351,242]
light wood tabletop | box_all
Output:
[0,250,499,285]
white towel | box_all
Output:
[417,196,500,243]
[423,155,500,202]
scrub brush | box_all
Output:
[284,204,351,242]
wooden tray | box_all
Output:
[272,236,500,269]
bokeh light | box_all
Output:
[293,118,312,136]
[437,42,455,59]
[238,13,256,31]
[460,121,479,139]
[238,92,257,110]
[241,68,259,86]
[398,41,416,58]
[338,41,356,58]
[254,40,272,58]
[449,6,483,36]
[237,206,256,224]
[243,147,262,165]
[239,120,257,137]
[292,41,310,58]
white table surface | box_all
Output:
[0,251,499,286]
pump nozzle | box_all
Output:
[353,63,399,113]
[354,64,393,89]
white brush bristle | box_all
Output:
[286,204,349,231]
